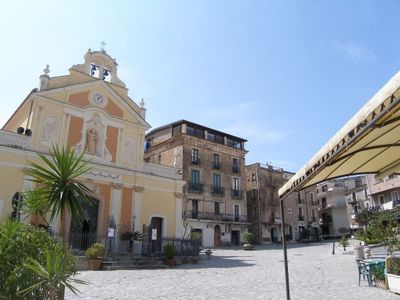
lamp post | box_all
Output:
[280,197,290,300]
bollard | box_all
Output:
[332,241,335,255]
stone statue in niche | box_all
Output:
[123,136,136,164]
[173,148,181,166]
[40,116,57,144]
[86,128,98,153]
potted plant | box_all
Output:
[205,249,212,259]
[371,263,387,289]
[368,210,400,293]
[85,242,105,271]
[163,243,177,267]
[243,231,255,250]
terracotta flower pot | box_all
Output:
[89,258,102,270]
[165,258,176,267]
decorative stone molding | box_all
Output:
[133,185,145,193]
[112,183,123,190]
[174,192,183,198]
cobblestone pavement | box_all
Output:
[66,242,400,300]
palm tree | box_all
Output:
[26,146,95,249]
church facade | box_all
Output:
[0,49,185,251]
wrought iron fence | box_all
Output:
[142,236,200,257]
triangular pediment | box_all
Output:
[35,80,150,129]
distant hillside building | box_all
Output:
[145,120,248,247]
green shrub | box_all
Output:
[371,263,385,281]
[0,220,76,299]
[163,243,177,259]
[243,231,255,244]
[85,242,105,259]
[339,235,349,247]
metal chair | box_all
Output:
[356,259,373,287]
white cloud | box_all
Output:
[333,41,375,63]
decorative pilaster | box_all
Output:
[111,186,122,225]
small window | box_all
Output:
[322,185,328,192]
[191,170,200,184]
[379,195,385,205]
[251,173,256,181]
[215,202,220,214]
[232,178,240,191]
[288,208,292,214]
[191,148,199,164]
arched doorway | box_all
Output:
[70,198,99,250]
[214,225,221,247]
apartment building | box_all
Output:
[297,185,320,241]
[344,175,370,229]
[245,163,299,243]
[366,174,400,211]
[144,120,248,247]
[317,179,350,238]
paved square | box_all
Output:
[66,242,400,299]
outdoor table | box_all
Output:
[364,258,385,274]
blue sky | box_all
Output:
[1,1,399,172]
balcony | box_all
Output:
[188,182,204,193]
[297,198,305,205]
[270,217,282,224]
[231,190,244,200]
[211,186,225,196]
[298,215,304,221]
[0,130,32,150]
[212,162,221,169]
[184,210,247,223]
[191,158,201,165]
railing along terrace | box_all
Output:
[212,162,221,169]
[0,130,32,149]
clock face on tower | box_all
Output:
[92,92,104,106]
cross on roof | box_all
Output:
[100,40,106,52]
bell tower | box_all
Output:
[70,48,126,88]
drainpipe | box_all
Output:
[256,165,262,243]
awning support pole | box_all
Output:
[280,197,290,300]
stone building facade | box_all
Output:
[145,120,248,247]
[0,49,185,254]
[245,163,299,243]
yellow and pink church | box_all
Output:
[0,49,185,250]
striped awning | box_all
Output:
[279,71,400,199]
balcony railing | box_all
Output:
[298,215,304,221]
[212,162,221,169]
[191,158,201,165]
[188,182,204,193]
[231,190,244,199]
[211,186,225,196]
[232,165,240,173]
[270,217,282,224]
[184,210,247,223]
[0,130,32,149]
